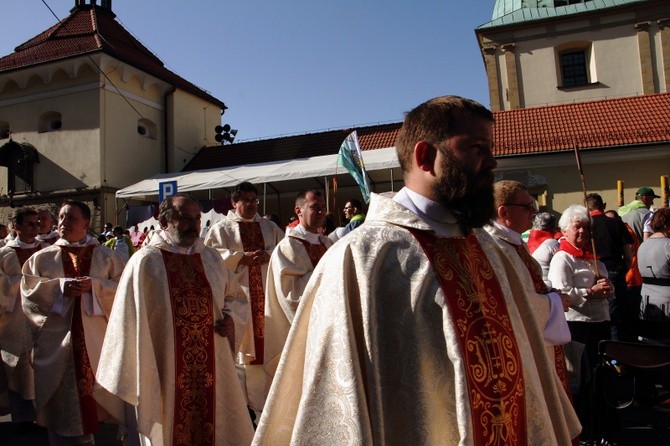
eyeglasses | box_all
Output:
[343,206,354,210]
[505,202,538,212]
[237,198,260,205]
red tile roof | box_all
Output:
[185,93,669,171]
[493,93,670,156]
[0,5,224,107]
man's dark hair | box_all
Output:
[585,193,605,211]
[60,200,91,221]
[159,193,201,227]
[295,190,323,208]
[395,95,493,172]
[113,226,124,236]
[347,198,363,213]
[12,207,38,225]
[231,182,258,202]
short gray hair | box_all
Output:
[532,212,557,232]
[558,205,589,231]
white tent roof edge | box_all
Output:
[115,146,399,199]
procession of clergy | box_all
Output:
[0,95,585,446]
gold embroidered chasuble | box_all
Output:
[95,235,254,446]
[253,193,581,446]
[408,229,527,445]
[204,212,284,365]
[21,238,123,436]
[263,230,333,392]
[238,221,267,364]
[484,224,575,406]
[61,245,99,434]
[161,249,216,445]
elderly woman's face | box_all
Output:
[563,219,589,248]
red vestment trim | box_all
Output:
[161,250,216,446]
[60,245,98,435]
[11,245,42,267]
[408,229,528,446]
[290,236,328,268]
[238,221,266,364]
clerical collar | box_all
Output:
[59,235,92,247]
[15,238,40,248]
[292,224,321,244]
[394,187,463,237]
[159,230,195,255]
[37,230,58,240]
[492,221,523,245]
[235,212,257,223]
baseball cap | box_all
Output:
[636,187,660,198]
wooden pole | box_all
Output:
[574,146,600,276]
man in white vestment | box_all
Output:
[253,96,581,445]
[21,200,125,445]
[96,194,254,446]
[263,189,332,391]
[205,182,284,413]
[0,207,48,428]
[484,180,576,429]
[36,208,59,245]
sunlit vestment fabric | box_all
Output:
[95,235,254,446]
[253,193,580,446]
[21,237,124,436]
[0,240,47,403]
[205,212,284,363]
[263,226,332,391]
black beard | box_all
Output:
[430,151,495,232]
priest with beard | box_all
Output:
[95,193,254,446]
[253,96,580,445]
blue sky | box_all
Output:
[2,1,495,141]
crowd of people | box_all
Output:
[0,95,667,445]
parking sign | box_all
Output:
[159,181,178,202]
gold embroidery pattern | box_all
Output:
[60,245,99,434]
[162,250,216,446]
[410,231,527,446]
[239,221,266,364]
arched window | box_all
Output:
[137,118,157,139]
[38,111,62,133]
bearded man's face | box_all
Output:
[429,116,497,230]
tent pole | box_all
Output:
[263,183,267,215]
[391,168,395,192]
[325,176,329,212]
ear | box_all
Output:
[294,205,302,218]
[497,205,507,221]
[414,141,437,174]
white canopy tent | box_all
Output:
[115,147,401,199]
